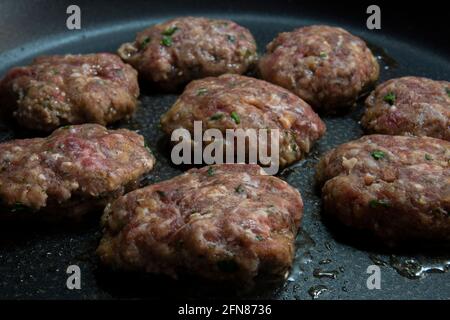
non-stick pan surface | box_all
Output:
[0,0,449,300]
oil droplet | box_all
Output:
[287,252,312,282]
[313,268,338,279]
[319,259,332,265]
[308,285,329,299]
[368,42,399,69]
[287,231,316,282]
[389,256,450,279]
[369,254,389,267]
[279,159,308,178]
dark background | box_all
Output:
[0,0,449,300]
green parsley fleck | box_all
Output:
[369,199,390,209]
[446,88,450,97]
[319,51,328,58]
[175,239,184,248]
[240,48,253,59]
[42,100,52,109]
[162,26,178,36]
[161,35,173,47]
[371,150,385,160]
[425,154,433,161]
[230,111,240,124]
[156,190,166,198]
[10,202,29,213]
[196,88,208,96]
[144,140,153,155]
[235,184,245,194]
[207,166,215,176]
[383,92,396,105]
[217,259,239,273]
[227,35,236,43]
[210,113,224,121]
[141,37,151,48]
[432,208,449,216]
[255,235,265,241]
[60,125,71,129]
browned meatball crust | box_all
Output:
[160,74,326,168]
[316,135,450,245]
[0,124,155,220]
[362,77,450,140]
[118,17,258,91]
[259,25,379,112]
[0,53,139,131]
[97,164,303,285]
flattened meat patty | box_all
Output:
[97,164,303,285]
[0,53,139,131]
[160,74,326,168]
[362,77,450,140]
[118,17,258,91]
[259,25,379,112]
[0,124,155,220]
[316,135,450,245]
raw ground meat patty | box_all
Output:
[258,25,379,112]
[362,77,450,140]
[97,164,303,285]
[0,53,139,131]
[316,135,450,245]
[160,74,326,168]
[118,16,258,91]
[0,124,155,220]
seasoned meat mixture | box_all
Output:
[160,74,326,169]
[98,164,303,285]
[316,135,450,245]
[259,25,379,112]
[0,53,139,131]
[118,17,258,91]
[362,77,450,140]
[0,124,155,220]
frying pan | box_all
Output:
[0,0,449,300]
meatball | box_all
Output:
[316,135,450,245]
[362,77,450,140]
[97,164,303,285]
[259,25,379,112]
[0,124,155,220]
[118,17,258,91]
[0,53,139,131]
[160,74,326,169]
